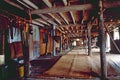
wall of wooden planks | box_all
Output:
[40,29,53,55]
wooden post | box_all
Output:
[20,27,29,78]
[60,36,63,52]
[87,24,92,56]
[29,32,33,60]
[99,0,107,79]
[67,38,69,50]
[53,25,56,56]
[85,30,88,53]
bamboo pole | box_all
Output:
[99,0,107,79]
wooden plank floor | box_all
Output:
[30,47,120,80]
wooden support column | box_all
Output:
[60,36,63,52]
[20,27,30,78]
[99,0,107,79]
[85,30,88,53]
[29,33,33,60]
[87,24,92,56]
[67,38,69,50]
[53,25,56,56]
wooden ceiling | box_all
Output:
[1,0,120,39]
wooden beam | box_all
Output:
[42,0,62,25]
[99,0,107,79]
[32,20,44,26]
[4,0,24,10]
[31,3,93,14]
[59,13,69,24]
[31,1,120,14]
[57,24,84,27]
[34,19,45,26]
[42,0,61,25]
[60,0,69,24]
[17,0,32,9]
[35,18,51,26]
[42,0,52,8]
[104,1,120,9]
[62,0,68,6]
[38,14,57,25]
[22,0,39,9]
[70,11,76,24]
[67,1,76,24]
[48,13,62,25]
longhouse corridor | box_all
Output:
[28,47,120,80]
[1,0,120,80]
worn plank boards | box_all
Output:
[30,48,120,79]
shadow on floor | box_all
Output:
[30,55,61,76]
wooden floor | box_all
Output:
[29,47,120,80]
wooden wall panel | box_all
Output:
[47,33,53,54]
[10,42,23,59]
[40,29,46,55]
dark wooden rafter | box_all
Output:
[31,4,93,14]
[42,0,69,25]
[31,1,120,14]
[2,0,120,45]
[67,1,76,24]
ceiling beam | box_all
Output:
[17,0,32,9]
[38,14,57,25]
[22,0,55,26]
[48,13,62,25]
[62,0,68,6]
[20,0,55,26]
[34,18,51,26]
[31,3,93,14]
[57,24,84,27]
[32,20,44,27]
[61,0,71,25]
[104,1,120,9]
[31,1,120,14]
[42,0,61,25]
[66,0,76,24]
[22,0,39,9]
[70,11,76,24]
[4,0,24,10]
[59,13,69,24]
[42,0,52,8]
